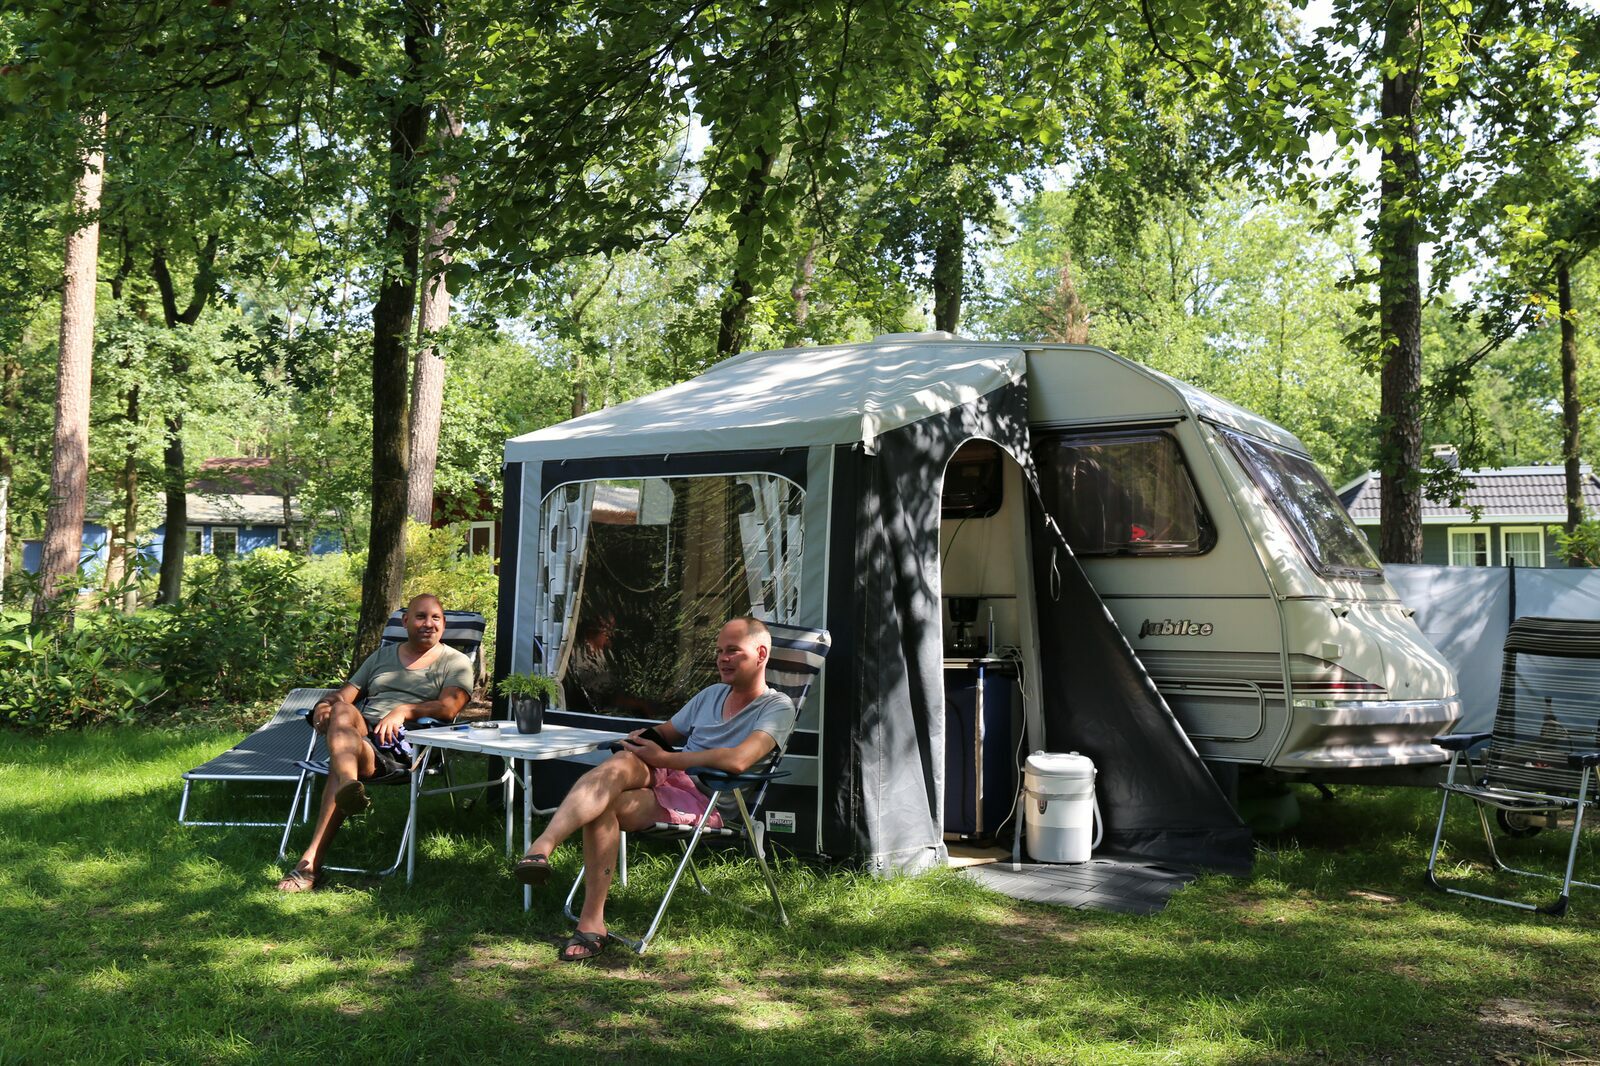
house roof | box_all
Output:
[1338,465,1600,525]
[187,493,304,526]
[191,457,291,495]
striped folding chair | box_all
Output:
[563,622,831,954]
[1426,617,1600,916]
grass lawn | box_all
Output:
[2,725,1598,1065]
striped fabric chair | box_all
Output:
[277,608,491,877]
[1426,617,1600,916]
[563,622,831,954]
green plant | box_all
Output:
[402,520,499,677]
[1555,520,1600,567]
[497,672,559,702]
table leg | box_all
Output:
[504,761,514,856]
[522,758,533,912]
[406,747,432,885]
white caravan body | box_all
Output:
[1022,343,1460,770]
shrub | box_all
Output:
[155,548,356,705]
[0,522,504,729]
[402,520,498,678]
[0,605,168,729]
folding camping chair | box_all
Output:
[276,608,494,878]
[563,623,831,954]
[1425,616,1600,917]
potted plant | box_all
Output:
[499,672,561,734]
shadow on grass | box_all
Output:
[2,730,1599,1064]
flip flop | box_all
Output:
[334,780,370,816]
[276,865,320,893]
[559,929,608,963]
[514,852,552,886]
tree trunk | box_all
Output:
[150,238,218,606]
[354,10,431,668]
[156,416,186,604]
[931,213,965,334]
[406,101,462,526]
[0,474,9,603]
[1375,12,1424,565]
[105,382,140,611]
[0,354,17,601]
[35,116,105,622]
[1559,264,1583,562]
[791,235,819,335]
[715,147,776,358]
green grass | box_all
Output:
[2,727,1598,1065]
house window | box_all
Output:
[1501,527,1544,568]
[1448,527,1489,566]
[212,527,240,556]
[465,521,495,557]
[184,529,202,555]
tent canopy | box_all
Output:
[504,336,1027,465]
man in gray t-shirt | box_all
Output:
[276,594,473,893]
[513,617,794,962]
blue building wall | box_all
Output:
[23,521,341,574]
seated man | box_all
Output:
[277,593,473,892]
[513,616,794,962]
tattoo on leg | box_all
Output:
[602,866,613,878]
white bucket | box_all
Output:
[1024,751,1100,863]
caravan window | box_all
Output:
[1034,429,1214,556]
[533,474,803,720]
[1220,428,1382,579]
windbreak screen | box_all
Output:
[535,474,804,720]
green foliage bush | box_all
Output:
[401,520,498,678]
[0,550,355,729]
[0,607,168,729]
[1555,521,1600,567]
[0,525,499,729]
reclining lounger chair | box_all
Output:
[563,622,831,954]
[276,608,494,878]
[1426,616,1600,916]
[179,688,334,828]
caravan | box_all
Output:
[1020,345,1460,773]
[496,335,1458,874]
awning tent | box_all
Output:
[498,335,1249,875]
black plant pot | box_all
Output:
[512,695,546,735]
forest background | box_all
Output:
[0,0,1597,725]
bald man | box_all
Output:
[277,594,473,892]
[514,616,795,961]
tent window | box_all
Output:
[1035,429,1214,556]
[536,474,803,720]
[1221,428,1382,579]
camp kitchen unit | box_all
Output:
[496,334,1460,876]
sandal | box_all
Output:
[514,852,552,886]
[334,780,370,816]
[559,929,608,963]
[276,865,320,893]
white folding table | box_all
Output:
[405,722,626,908]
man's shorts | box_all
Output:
[359,706,414,778]
[650,767,723,829]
